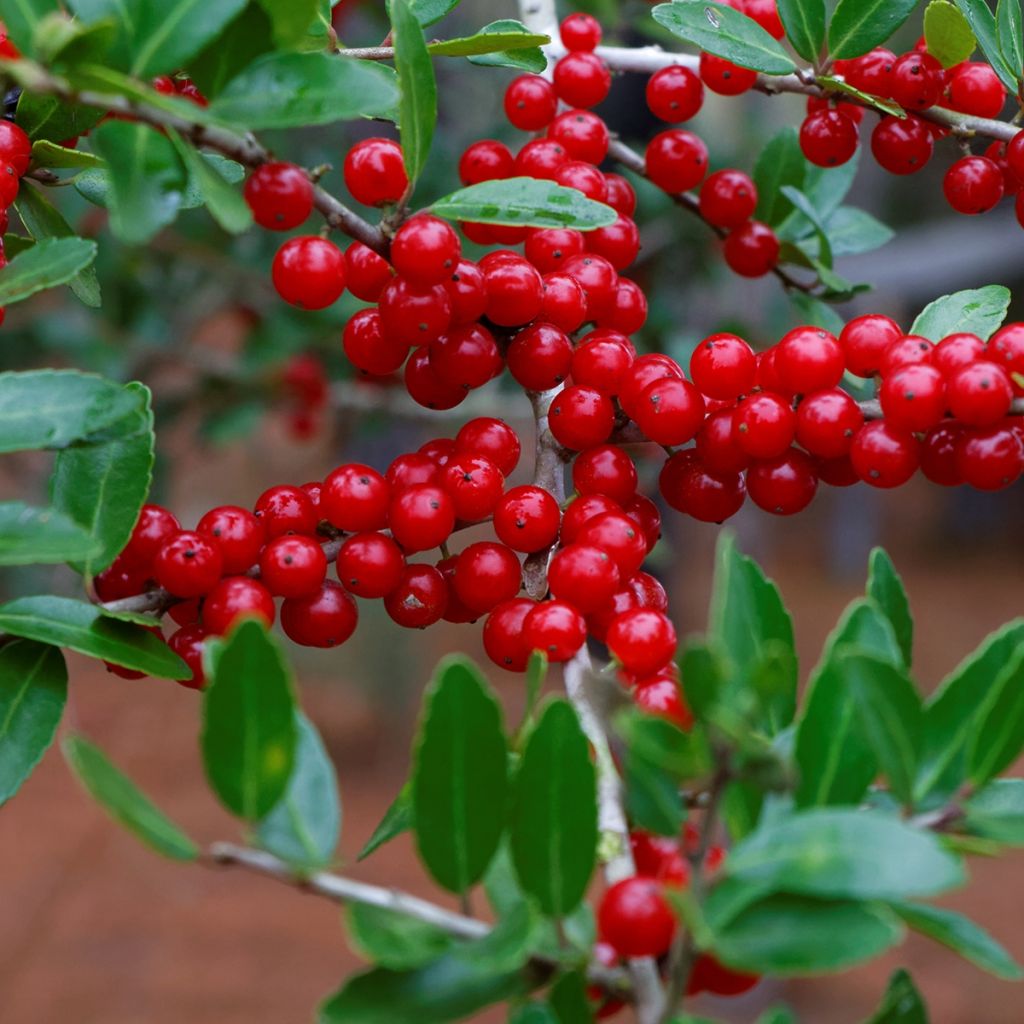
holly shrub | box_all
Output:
[2,0,1024,1021]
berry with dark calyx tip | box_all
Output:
[871,115,933,175]
[343,137,408,206]
[428,324,502,391]
[384,565,448,628]
[379,277,452,346]
[879,363,947,432]
[696,408,751,475]
[390,214,461,286]
[440,453,504,523]
[563,253,619,321]
[259,535,327,598]
[632,376,706,446]
[571,332,635,395]
[444,259,488,327]
[458,139,514,185]
[746,449,819,515]
[921,422,966,486]
[889,51,944,111]
[254,484,318,539]
[560,11,602,50]
[561,493,622,544]
[934,331,986,377]
[843,47,895,95]
[344,242,393,303]
[699,52,757,95]
[776,326,844,393]
[526,227,586,274]
[494,485,561,553]
[281,581,358,648]
[507,322,574,392]
[483,598,537,672]
[618,354,685,420]
[387,453,440,493]
[322,464,389,533]
[690,332,756,398]
[796,389,864,458]
[604,173,637,216]
[504,74,558,130]
[337,533,405,598]
[548,385,616,450]
[597,877,676,958]
[555,159,608,201]
[405,347,467,411]
[880,334,934,375]
[540,272,590,332]
[388,484,456,553]
[585,214,640,271]
[514,138,569,180]
[943,155,1004,214]
[168,625,207,689]
[606,608,676,676]
[153,531,223,597]
[634,673,693,730]
[343,309,407,377]
[548,543,622,613]
[573,444,638,504]
[196,505,263,575]
[723,220,779,277]
[202,577,275,635]
[799,108,859,167]
[956,426,1024,490]
[850,421,921,487]
[698,169,758,229]
[600,277,648,334]
[523,600,587,662]
[947,360,1013,426]
[734,392,796,459]
[244,162,313,230]
[645,129,708,193]
[272,236,346,309]
[645,64,703,123]
[659,451,746,523]
[578,511,648,578]
[624,496,662,551]
[95,556,151,602]
[482,255,544,327]
[453,541,522,613]
[989,322,1024,393]
[947,61,1006,118]
[454,417,521,476]
[553,51,611,108]
[548,109,610,164]
[121,503,181,572]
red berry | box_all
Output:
[688,955,760,997]
[384,565,448,628]
[844,47,895,96]
[560,12,602,51]
[526,228,587,273]
[934,332,986,377]
[746,449,819,515]
[507,322,574,392]
[345,242,393,303]
[734,392,796,458]
[390,214,462,286]
[553,51,611,108]
[659,451,746,522]
[696,408,751,475]
[153,531,223,597]
[561,493,623,544]
[776,326,845,393]
[800,109,859,167]
[573,445,638,504]
[563,253,619,320]
[458,139,514,185]
[598,877,676,958]
[880,334,935,375]
[796,389,864,457]
[571,331,634,395]
[577,511,648,578]
[254,484,318,538]
[196,505,263,575]
[281,580,358,647]
[871,115,933,175]
[585,214,640,271]
[548,543,621,612]
[344,137,408,205]
[921,422,966,486]
[947,360,1013,425]
[483,255,544,327]
[379,277,452,346]
[429,324,502,391]
[943,155,1004,214]
[0,120,31,175]
[634,674,694,731]
[523,600,587,662]
[549,385,616,450]
[121,504,181,572]
[604,174,637,216]
[850,421,921,487]
[880,363,947,431]
[504,75,558,130]
[840,314,902,378]
[699,52,757,95]
[690,332,756,398]
[745,0,785,38]
[168,625,207,689]
[601,278,648,333]
[343,309,407,376]
[203,577,275,635]
[245,162,313,230]
[454,417,521,476]
[646,65,704,122]
[322,464,389,533]
[540,272,589,332]
[956,425,1024,490]
[619,354,685,419]
[699,169,758,229]
[645,129,708,193]
[272,236,346,309]
[548,109,610,164]
[989,322,1024,394]
[515,138,569,180]
[453,542,521,613]
[483,598,537,672]
[947,62,1006,118]
[607,608,676,676]
[259,534,327,598]
[336,533,404,598]
[632,376,706,446]
[440,453,504,522]
[388,484,456,553]
[494,485,561,553]
[723,220,779,277]
[1006,132,1024,184]
[889,51,943,111]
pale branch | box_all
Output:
[206,841,631,995]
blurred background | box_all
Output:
[2,0,1023,1021]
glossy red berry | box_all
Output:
[458,139,514,185]
[645,129,708,193]
[548,544,621,613]
[548,385,616,450]
[482,255,544,327]
[336,532,404,598]
[504,75,558,130]
[696,408,751,475]
[947,62,1006,118]
[343,309,407,376]
[921,422,966,486]
[121,504,182,572]
[483,598,537,672]
[526,228,586,273]
[0,120,31,175]
[645,65,703,122]
[698,169,758,229]
[573,444,638,504]
[429,324,501,391]
[840,314,902,378]
[889,51,943,111]
[659,451,746,522]
[880,334,934,375]
[598,877,676,958]
[280,580,358,648]
[850,421,921,487]
[776,326,845,393]
[879,363,947,431]
[523,600,587,662]
[168,625,207,689]
[734,392,796,458]
[723,220,779,277]
[322,464,389,533]
[634,674,694,731]
[800,109,859,167]
[244,162,313,231]
[699,52,757,95]
[563,253,619,320]
[989,322,1024,394]
[153,531,223,597]
[454,417,521,476]
[379,277,452,346]
[746,449,819,515]
[272,236,346,309]
[604,174,637,216]
[388,484,456,553]
[577,511,648,578]
[606,608,676,676]
[254,484,318,538]
[632,377,706,446]
[560,11,602,50]
[540,272,590,332]
[344,242,393,303]
[453,542,521,613]
[494,485,561,553]
[203,577,275,635]
[956,426,1024,490]
[795,389,864,457]
[934,332,986,377]
[548,109,610,164]
[561,493,623,545]
[440,453,504,522]
[947,360,1013,425]
[507,322,574,392]
[384,565,448,628]
[259,535,327,598]
[552,52,611,108]
[585,214,640,271]
[745,0,785,38]
[943,156,1004,214]
[196,505,263,575]
[390,214,462,286]
[690,332,756,398]
[600,277,648,334]
[514,138,569,180]
[871,115,933,175]
[343,137,408,206]
[571,332,634,395]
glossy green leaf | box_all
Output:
[781,185,832,267]
[511,699,597,917]
[346,903,453,970]
[0,596,189,678]
[256,711,340,870]
[16,89,105,143]
[795,599,901,807]
[724,808,965,900]
[822,206,895,257]
[409,0,460,25]
[201,619,297,820]
[455,901,537,973]
[548,970,592,1024]
[511,1005,559,1024]
[890,901,1023,980]
[954,0,1020,89]
[754,128,806,226]
[0,236,97,305]
[50,381,154,576]
[428,25,548,57]
[925,0,977,67]
[870,550,914,663]
[30,140,102,170]
[432,177,616,230]
[89,120,186,245]
[776,0,826,63]
[916,620,1024,801]
[866,969,927,1023]
[0,640,65,804]
[391,0,436,185]
[652,1,797,74]
[714,895,903,975]
[829,0,920,59]
[966,643,1024,786]
[997,0,1024,80]
[358,783,412,860]
[188,3,274,98]
[129,0,247,77]
[0,502,100,565]
[412,656,508,894]
[910,285,1011,342]
[254,0,321,46]
[816,75,906,116]
[0,0,58,55]
[32,11,115,66]
[166,128,252,233]
[209,52,399,129]
[64,734,198,859]
[964,779,1024,843]
[317,953,530,1024]
[467,19,548,73]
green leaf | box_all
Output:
[428,25,549,57]
[776,0,826,63]
[724,808,965,900]
[910,285,1011,342]
[409,0,460,26]
[954,0,1020,89]
[391,0,436,186]
[346,903,453,970]
[523,650,548,726]
[412,655,508,894]
[34,11,117,66]
[652,1,797,74]
[917,620,1024,802]
[828,0,920,59]
[966,643,1024,786]
[817,74,906,116]
[358,783,412,860]
[253,0,321,46]
[836,651,923,806]
[317,954,530,1024]
[0,235,97,305]
[63,734,199,859]
[166,127,252,233]
[890,902,1023,980]
[0,596,189,678]
[208,51,399,129]
[925,0,977,67]
[511,1005,559,1024]
[201,619,297,820]
[964,779,1024,843]
[188,3,274,98]
[129,0,247,77]
[0,640,65,803]
[50,381,154,576]
[0,502,100,565]
[548,970,593,1024]
[457,901,537,973]
[781,185,832,267]
[30,139,103,170]
[466,19,549,73]
[0,369,138,453]
[511,699,597,917]
[714,895,903,975]
[997,0,1024,81]
[790,291,847,336]
[0,0,58,55]
[866,969,927,1023]
[754,128,805,226]
[256,711,340,870]
[432,177,616,231]
[795,599,901,807]
[15,89,105,142]
[89,120,186,245]
[866,549,913,667]
[823,205,894,257]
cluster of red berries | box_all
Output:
[150,73,208,107]
[0,118,33,322]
